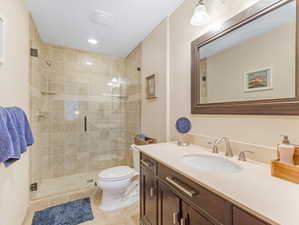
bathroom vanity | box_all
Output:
[139,143,299,225]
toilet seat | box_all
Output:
[98,166,137,181]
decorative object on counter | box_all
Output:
[145,74,156,99]
[293,146,299,165]
[176,117,191,147]
[0,107,34,167]
[271,158,299,184]
[271,136,299,184]
[0,17,4,64]
[134,134,157,145]
[277,135,295,165]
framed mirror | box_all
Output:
[191,0,298,115]
[0,17,3,64]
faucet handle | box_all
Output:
[208,141,219,154]
[238,151,254,161]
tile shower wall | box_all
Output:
[30,19,141,189]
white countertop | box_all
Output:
[137,142,299,225]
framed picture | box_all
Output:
[244,68,272,92]
[146,74,156,99]
[0,16,4,64]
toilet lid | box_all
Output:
[98,166,135,181]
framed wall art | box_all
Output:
[244,68,272,92]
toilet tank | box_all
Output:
[130,145,140,172]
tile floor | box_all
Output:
[31,172,99,200]
[23,188,140,225]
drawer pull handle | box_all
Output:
[166,177,197,197]
[180,218,186,225]
[150,187,154,197]
[141,159,152,168]
[173,212,179,224]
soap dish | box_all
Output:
[271,146,299,184]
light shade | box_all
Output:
[88,38,99,45]
[190,3,210,26]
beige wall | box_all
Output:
[141,0,299,152]
[141,19,168,142]
[0,0,30,224]
[206,23,295,103]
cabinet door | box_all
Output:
[181,201,213,225]
[233,207,269,225]
[140,165,157,225]
[158,181,181,225]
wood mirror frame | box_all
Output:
[191,0,299,115]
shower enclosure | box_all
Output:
[29,20,141,199]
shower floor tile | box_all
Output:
[31,171,99,200]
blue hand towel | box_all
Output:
[0,107,21,166]
[7,107,34,153]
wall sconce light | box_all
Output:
[190,0,210,26]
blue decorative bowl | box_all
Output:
[176,117,191,134]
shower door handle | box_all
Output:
[84,116,87,132]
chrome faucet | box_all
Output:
[212,137,233,157]
[208,141,219,154]
[238,151,254,161]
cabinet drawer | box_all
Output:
[233,207,269,225]
[158,163,228,224]
[141,153,157,174]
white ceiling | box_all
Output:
[26,0,184,57]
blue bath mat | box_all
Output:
[32,198,94,225]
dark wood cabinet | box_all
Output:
[233,207,269,225]
[157,181,213,225]
[157,181,181,225]
[157,163,230,225]
[140,153,270,225]
[140,157,157,225]
[182,201,214,225]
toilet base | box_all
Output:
[99,181,139,212]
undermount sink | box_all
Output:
[181,154,242,173]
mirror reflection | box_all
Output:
[198,1,296,104]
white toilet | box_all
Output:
[97,145,140,211]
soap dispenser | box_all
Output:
[278,135,295,165]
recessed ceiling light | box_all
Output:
[86,61,93,66]
[88,38,99,45]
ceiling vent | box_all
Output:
[89,10,114,26]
